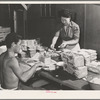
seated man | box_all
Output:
[0,33,44,90]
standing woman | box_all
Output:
[50,9,80,51]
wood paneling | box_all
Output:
[0,5,10,27]
[27,4,57,47]
[84,4,100,59]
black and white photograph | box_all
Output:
[0,1,100,99]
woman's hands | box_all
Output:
[50,44,56,50]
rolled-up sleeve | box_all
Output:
[73,25,80,40]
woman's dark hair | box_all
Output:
[5,32,22,48]
[58,9,72,18]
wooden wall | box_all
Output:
[0,5,10,27]
[27,4,57,47]
[84,4,100,59]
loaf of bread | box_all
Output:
[74,66,88,79]
[61,52,84,68]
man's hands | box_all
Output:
[33,62,45,69]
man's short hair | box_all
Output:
[5,33,22,48]
[58,9,72,18]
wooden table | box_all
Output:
[37,68,92,90]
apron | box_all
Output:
[63,43,80,51]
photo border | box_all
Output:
[0,0,100,99]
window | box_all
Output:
[40,4,56,18]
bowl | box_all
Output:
[89,77,100,90]
[89,82,100,90]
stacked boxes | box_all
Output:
[0,27,10,42]
[61,51,88,78]
[61,49,98,78]
[21,39,37,58]
[29,49,37,58]
[78,49,97,65]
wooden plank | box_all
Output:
[38,70,84,90]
